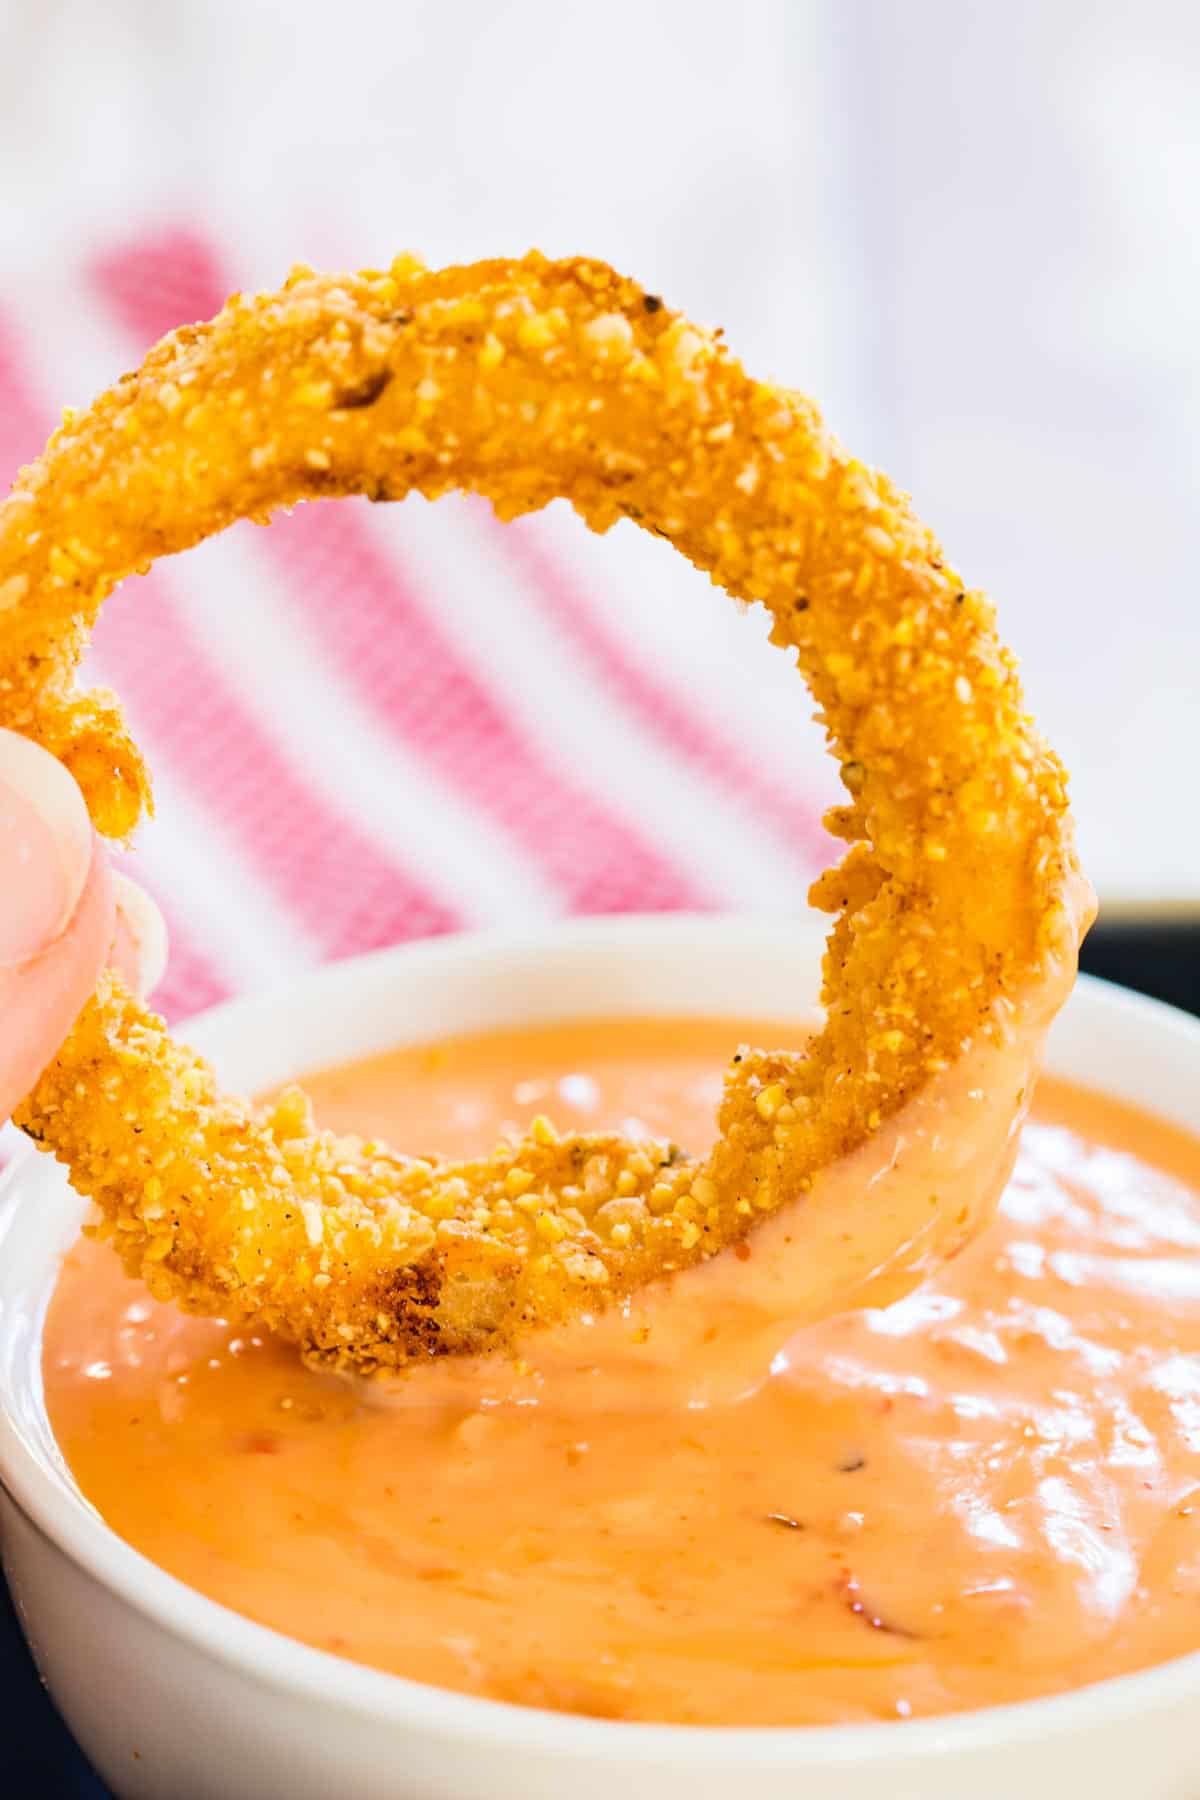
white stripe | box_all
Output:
[385,496,818,912]
[8,265,128,433]
[169,529,562,929]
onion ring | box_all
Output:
[0,252,1087,1371]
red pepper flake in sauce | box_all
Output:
[236,1431,283,1455]
[839,1573,918,1639]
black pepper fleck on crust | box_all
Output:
[332,368,394,411]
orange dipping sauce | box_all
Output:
[43,1017,1200,1726]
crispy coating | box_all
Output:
[0,253,1083,1370]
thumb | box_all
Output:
[0,732,169,1126]
[110,873,169,998]
[0,729,115,1118]
[0,728,94,967]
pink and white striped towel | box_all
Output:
[0,224,838,1025]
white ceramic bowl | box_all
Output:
[3,914,1200,1800]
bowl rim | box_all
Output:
[5,911,1200,1769]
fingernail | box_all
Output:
[0,729,93,966]
[111,875,168,998]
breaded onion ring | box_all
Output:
[0,253,1085,1371]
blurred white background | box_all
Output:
[1,0,1196,1013]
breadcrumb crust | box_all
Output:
[0,253,1082,1369]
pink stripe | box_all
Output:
[90,575,460,957]
[89,228,709,917]
[0,318,228,1020]
[483,510,836,871]
[88,227,228,339]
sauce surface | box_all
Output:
[43,1017,1200,1726]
